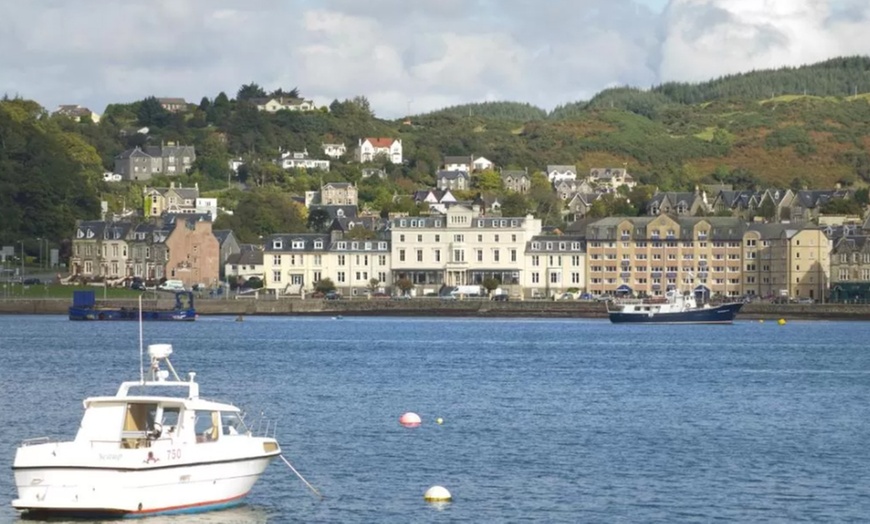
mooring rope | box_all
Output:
[279,454,324,499]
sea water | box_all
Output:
[2,315,870,523]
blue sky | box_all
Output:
[0,0,867,118]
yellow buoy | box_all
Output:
[436,417,443,425]
[759,319,764,323]
[424,485,452,503]
[778,318,786,325]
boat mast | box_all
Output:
[139,294,144,384]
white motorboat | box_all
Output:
[12,343,281,518]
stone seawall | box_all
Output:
[3,297,870,320]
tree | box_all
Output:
[137,96,168,127]
[474,170,503,192]
[482,277,500,294]
[315,278,336,294]
[345,226,377,240]
[237,82,266,101]
[270,87,300,99]
[307,208,332,232]
[396,278,413,295]
[501,193,529,217]
[368,278,380,293]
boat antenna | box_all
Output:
[139,294,144,384]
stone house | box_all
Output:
[164,217,220,288]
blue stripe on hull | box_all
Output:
[68,307,196,321]
[21,497,247,520]
[609,303,743,324]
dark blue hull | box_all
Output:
[609,302,743,324]
[68,307,196,321]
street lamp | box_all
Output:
[37,238,42,272]
[19,240,24,280]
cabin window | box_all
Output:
[121,402,158,449]
[221,411,245,436]
[161,407,181,437]
[195,410,221,443]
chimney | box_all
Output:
[170,181,175,189]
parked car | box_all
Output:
[492,294,509,302]
[325,291,342,300]
[392,294,411,300]
[22,278,41,285]
[131,281,146,291]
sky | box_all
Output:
[1,0,868,119]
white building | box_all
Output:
[195,198,219,221]
[546,165,578,183]
[277,149,330,171]
[390,205,542,296]
[358,138,402,164]
[262,234,391,296]
[322,143,347,159]
[523,236,586,299]
[472,156,494,171]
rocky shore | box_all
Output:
[1,297,870,321]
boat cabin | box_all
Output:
[75,394,246,450]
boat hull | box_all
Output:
[68,307,196,321]
[609,302,743,324]
[12,454,277,518]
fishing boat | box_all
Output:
[11,341,281,518]
[607,289,743,324]
[68,290,196,321]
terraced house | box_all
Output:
[584,215,747,299]
[262,234,391,296]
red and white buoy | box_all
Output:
[399,412,422,427]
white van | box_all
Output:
[158,279,186,292]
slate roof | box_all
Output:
[436,170,470,180]
[309,204,358,219]
[226,250,264,266]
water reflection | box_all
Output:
[18,504,274,524]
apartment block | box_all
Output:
[523,236,586,298]
[741,223,830,301]
[585,215,747,298]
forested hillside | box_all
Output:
[3,57,870,250]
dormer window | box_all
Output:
[532,242,540,250]
[314,240,323,250]
[272,240,283,250]
[292,240,305,249]
[434,220,442,227]
[337,241,347,250]
[86,229,95,239]
[336,209,345,218]
[351,242,359,250]
[379,242,387,250]
[76,229,84,239]
[365,242,372,251]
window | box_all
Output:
[453,249,465,262]
[531,256,540,267]
[454,234,464,242]
[272,255,281,265]
[477,249,483,262]
[493,250,500,262]
[292,240,304,249]
[511,249,517,263]
[338,255,346,266]
[399,250,405,262]
[337,272,346,283]
[416,250,423,262]
[435,250,441,262]
[417,234,423,242]
[532,272,540,284]
[272,271,281,283]
[435,235,440,242]
[379,255,386,265]
[549,272,560,284]
[314,255,322,266]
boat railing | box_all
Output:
[19,436,53,447]
[242,412,279,439]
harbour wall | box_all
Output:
[2,298,870,320]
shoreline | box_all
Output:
[1,298,870,321]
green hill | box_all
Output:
[3,56,870,246]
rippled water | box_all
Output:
[2,316,870,522]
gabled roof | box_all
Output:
[226,249,264,266]
[364,137,397,148]
[212,229,235,245]
[443,155,472,165]
[547,165,577,173]
[500,169,529,179]
[436,170,469,180]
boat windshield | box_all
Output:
[221,411,246,436]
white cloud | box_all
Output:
[659,0,870,82]
[0,0,866,119]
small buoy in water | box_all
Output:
[424,485,452,503]
[759,319,764,323]
[436,417,443,425]
[235,315,244,322]
[778,318,786,325]
[400,412,422,427]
